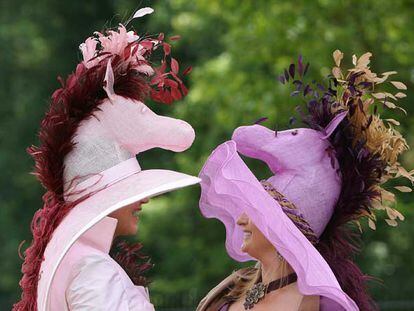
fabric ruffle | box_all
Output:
[199,140,358,310]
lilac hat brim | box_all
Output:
[199,140,358,311]
[37,169,200,311]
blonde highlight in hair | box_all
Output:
[225,259,291,302]
[225,264,261,302]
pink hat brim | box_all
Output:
[199,140,358,311]
[37,169,200,310]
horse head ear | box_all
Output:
[103,60,116,101]
[321,111,348,139]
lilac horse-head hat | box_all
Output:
[199,51,413,311]
[15,8,200,311]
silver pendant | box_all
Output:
[243,282,267,310]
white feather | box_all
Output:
[133,7,154,19]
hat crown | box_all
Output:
[63,96,195,195]
[232,124,341,237]
[63,133,133,192]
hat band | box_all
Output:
[261,180,319,244]
[65,157,142,201]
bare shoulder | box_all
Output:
[299,295,320,311]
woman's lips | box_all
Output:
[132,207,142,217]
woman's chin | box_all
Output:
[126,219,139,235]
[241,242,250,254]
[132,222,139,234]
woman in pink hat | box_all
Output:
[197,52,412,311]
[14,8,200,311]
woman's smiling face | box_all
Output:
[236,212,276,259]
[109,198,149,237]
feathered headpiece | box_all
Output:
[198,50,412,310]
[278,50,413,309]
[14,8,191,310]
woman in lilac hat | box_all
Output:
[197,51,413,310]
[14,8,200,311]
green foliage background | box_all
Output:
[1,0,413,309]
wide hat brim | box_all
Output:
[199,140,358,310]
[37,169,200,311]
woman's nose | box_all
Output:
[236,213,249,226]
[140,198,150,204]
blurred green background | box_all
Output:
[1,0,413,310]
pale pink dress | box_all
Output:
[48,217,155,310]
